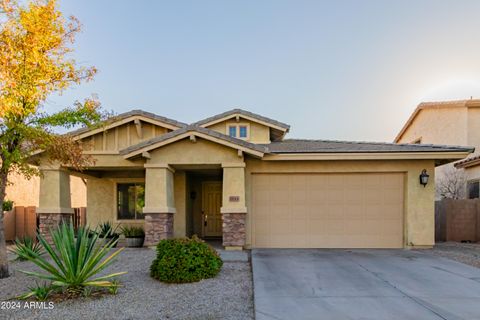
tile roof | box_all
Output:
[262,139,474,154]
[68,109,187,137]
[192,108,290,131]
[455,154,480,168]
[120,125,268,156]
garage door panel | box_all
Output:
[252,173,404,248]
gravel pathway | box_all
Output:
[427,242,480,268]
[0,248,254,320]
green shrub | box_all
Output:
[2,200,13,211]
[150,236,223,283]
[121,225,145,238]
[19,223,126,294]
[10,236,44,261]
[18,282,54,301]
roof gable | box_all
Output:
[120,125,267,159]
[193,108,290,141]
[69,109,187,140]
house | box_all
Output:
[395,99,480,199]
[31,109,472,249]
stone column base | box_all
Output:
[144,212,174,246]
[39,213,73,243]
[222,212,246,248]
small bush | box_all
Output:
[121,225,145,238]
[150,236,223,283]
[2,200,13,211]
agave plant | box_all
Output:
[10,236,44,261]
[20,223,126,294]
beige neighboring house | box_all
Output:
[395,99,480,199]
[30,108,472,249]
[6,171,86,208]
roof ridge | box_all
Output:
[192,108,290,130]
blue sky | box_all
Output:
[46,0,480,141]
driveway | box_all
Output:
[252,249,480,320]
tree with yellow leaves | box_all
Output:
[0,0,105,278]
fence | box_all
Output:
[435,199,480,242]
[4,206,86,241]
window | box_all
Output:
[239,125,248,138]
[117,183,145,220]
[228,125,237,138]
[227,124,249,139]
[467,180,480,199]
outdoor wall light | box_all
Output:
[419,169,429,187]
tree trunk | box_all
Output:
[0,170,9,278]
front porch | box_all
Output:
[37,162,247,249]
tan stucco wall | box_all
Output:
[5,172,86,207]
[173,171,187,238]
[244,158,436,248]
[467,108,480,154]
[207,118,270,143]
[86,177,144,229]
[398,108,468,146]
[397,107,473,198]
[148,138,242,165]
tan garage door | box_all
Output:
[251,173,404,248]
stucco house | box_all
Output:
[395,99,480,199]
[31,109,472,249]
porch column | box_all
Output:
[221,163,247,250]
[143,164,176,246]
[37,167,74,242]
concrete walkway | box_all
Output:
[252,249,480,320]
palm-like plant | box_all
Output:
[20,223,126,294]
[10,236,44,261]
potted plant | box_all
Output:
[97,221,120,247]
[121,225,145,247]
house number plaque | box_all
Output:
[229,196,240,202]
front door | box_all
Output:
[202,181,222,237]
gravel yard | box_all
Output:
[427,242,480,268]
[0,248,254,320]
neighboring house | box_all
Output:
[31,109,472,249]
[395,99,480,199]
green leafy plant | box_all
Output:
[108,279,120,295]
[83,286,93,298]
[10,236,44,261]
[18,282,54,301]
[150,236,223,283]
[19,223,126,295]
[97,221,120,239]
[120,225,145,238]
[2,200,13,212]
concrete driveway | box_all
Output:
[252,249,480,320]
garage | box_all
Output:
[251,172,404,248]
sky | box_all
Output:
[44,0,480,142]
